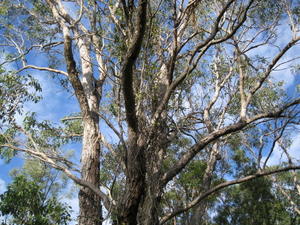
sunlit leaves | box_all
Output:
[250,0,284,27]
[0,175,71,225]
[178,160,207,189]
[22,113,67,150]
[0,69,42,124]
[61,113,83,142]
[0,127,18,162]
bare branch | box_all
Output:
[72,0,83,26]
[99,133,126,171]
[45,0,91,115]
[97,112,127,150]
[63,30,91,115]
[151,0,254,125]
[17,65,68,76]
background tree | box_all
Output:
[0,175,71,225]
[0,0,300,225]
[213,170,298,225]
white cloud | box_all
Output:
[64,196,79,224]
[0,178,6,194]
[14,70,79,125]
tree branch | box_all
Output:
[162,98,300,185]
[46,0,91,115]
[0,144,114,210]
[63,32,90,115]
[160,165,300,224]
[151,0,254,125]
[121,0,148,133]
[246,36,300,106]
[17,65,68,76]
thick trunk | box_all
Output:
[139,179,162,225]
[79,116,102,225]
[77,37,102,225]
[138,65,169,225]
[118,134,146,225]
[139,126,167,225]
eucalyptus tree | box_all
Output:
[1,0,300,225]
[213,176,295,225]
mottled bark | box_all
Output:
[139,147,164,225]
[139,145,165,225]
[79,115,101,225]
[117,1,148,224]
[139,182,161,225]
[139,62,169,225]
[117,133,146,225]
[77,36,102,225]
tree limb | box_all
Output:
[17,65,68,76]
[0,143,114,210]
[246,36,300,107]
[160,165,300,224]
[151,0,253,125]
[162,98,300,185]
[121,0,148,133]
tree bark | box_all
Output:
[140,192,161,225]
[33,3,103,224]
[77,37,102,225]
[117,1,148,224]
[118,134,146,225]
[139,174,162,225]
[79,115,102,225]
[139,144,165,225]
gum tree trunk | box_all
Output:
[46,1,103,223]
[77,37,102,225]
[79,115,102,225]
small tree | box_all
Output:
[0,175,71,225]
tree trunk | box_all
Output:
[139,180,162,225]
[77,37,102,225]
[79,115,102,225]
[118,134,146,225]
[139,124,168,225]
[138,63,170,225]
